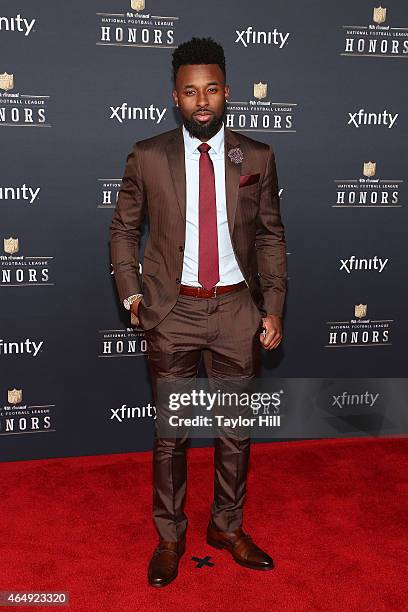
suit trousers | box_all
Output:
[141,283,263,541]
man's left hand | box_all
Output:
[260,314,283,350]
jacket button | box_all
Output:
[175,278,181,284]
[179,246,184,251]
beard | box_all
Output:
[182,101,227,141]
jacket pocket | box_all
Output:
[239,173,260,188]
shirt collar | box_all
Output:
[182,122,225,157]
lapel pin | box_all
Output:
[228,146,244,164]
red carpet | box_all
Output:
[1,437,407,611]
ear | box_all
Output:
[224,84,230,100]
[172,90,178,106]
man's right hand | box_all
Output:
[130,296,143,317]
[130,296,143,327]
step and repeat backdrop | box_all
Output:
[1,1,407,461]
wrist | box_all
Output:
[123,293,143,310]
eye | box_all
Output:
[185,90,195,95]
[208,88,218,93]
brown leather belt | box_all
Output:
[179,280,246,298]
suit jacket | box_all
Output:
[109,125,287,330]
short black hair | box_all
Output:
[172,37,226,83]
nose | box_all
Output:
[196,90,209,108]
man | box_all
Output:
[110,37,287,587]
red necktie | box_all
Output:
[197,142,220,289]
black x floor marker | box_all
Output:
[191,555,215,568]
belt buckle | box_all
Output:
[196,285,217,297]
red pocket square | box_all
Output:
[239,173,260,188]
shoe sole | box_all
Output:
[206,536,275,571]
[148,574,177,588]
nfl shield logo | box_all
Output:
[253,82,267,100]
[4,237,19,254]
[363,161,376,177]
[0,72,14,91]
[131,0,145,11]
[373,6,387,24]
[8,389,22,405]
[354,304,367,319]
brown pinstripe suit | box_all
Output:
[110,125,287,328]
[109,124,288,540]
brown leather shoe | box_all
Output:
[148,537,186,587]
[206,521,274,570]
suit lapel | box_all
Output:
[165,125,242,236]
[224,127,242,236]
[165,126,186,223]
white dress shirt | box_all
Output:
[181,123,245,287]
